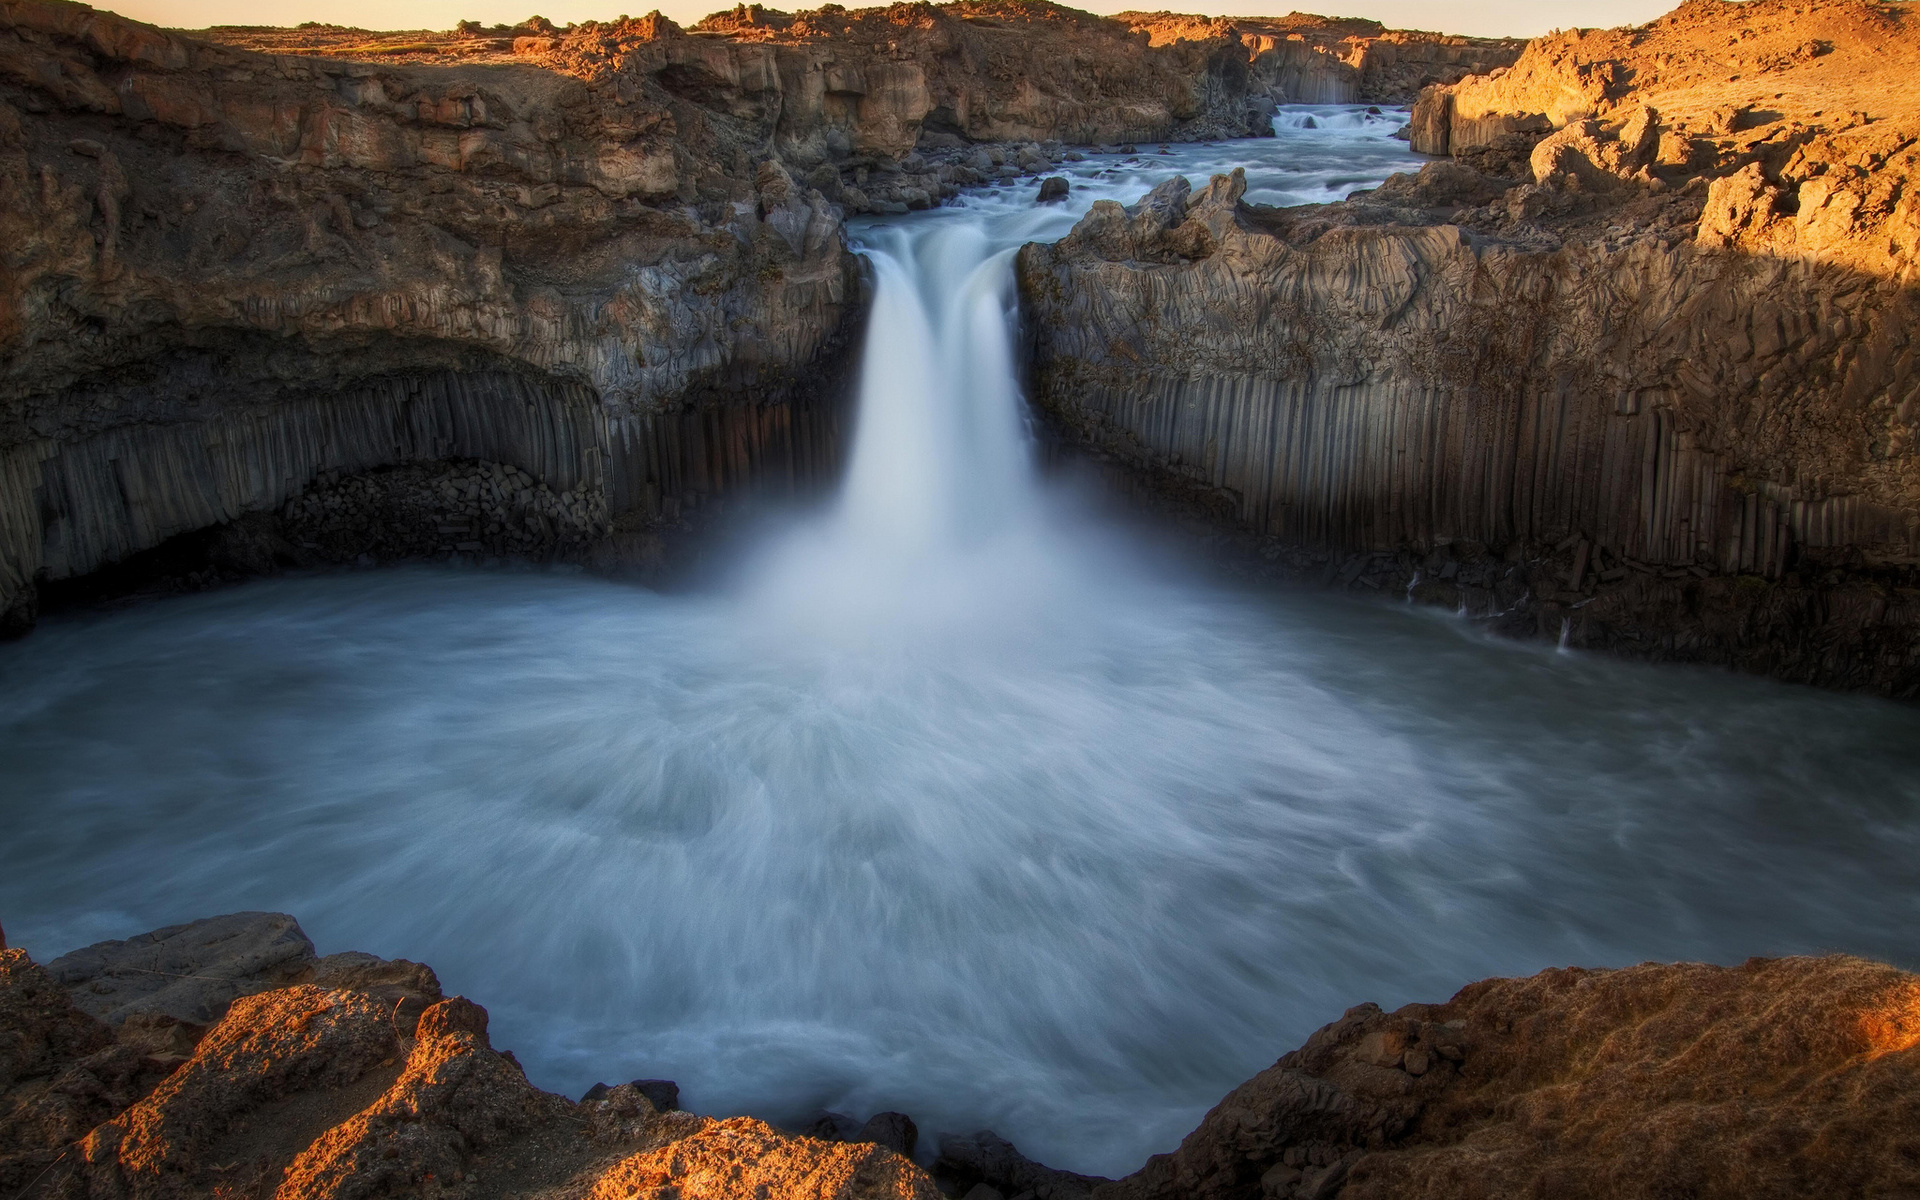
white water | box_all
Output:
[5,109,1920,1177]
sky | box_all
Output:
[98,0,1680,40]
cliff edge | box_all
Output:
[0,0,1516,635]
[1019,0,1920,693]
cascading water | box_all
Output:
[4,109,1920,1178]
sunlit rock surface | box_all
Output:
[1097,956,1920,1200]
[6,918,1915,1200]
[1018,0,1920,692]
[1,919,940,1200]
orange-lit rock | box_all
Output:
[1098,956,1920,1200]
[584,1116,941,1200]
[7,917,1919,1200]
[79,986,402,1198]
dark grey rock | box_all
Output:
[803,1110,863,1141]
[857,1110,918,1156]
[581,1078,678,1111]
[1037,176,1069,204]
[45,912,317,1027]
[934,1130,1109,1200]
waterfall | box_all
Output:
[837,227,1034,555]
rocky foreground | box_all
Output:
[1018,0,1920,694]
[3,913,1916,1199]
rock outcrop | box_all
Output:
[1112,12,1520,107]
[1018,0,1920,693]
[1095,955,1920,1200]
[2,916,938,1200]
[8,915,1916,1200]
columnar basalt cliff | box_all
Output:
[1018,0,1920,694]
[5,915,1917,1199]
[0,0,865,633]
[0,0,1509,635]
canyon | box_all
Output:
[3,0,1919,1195]
[3,913,1917,1199]
[0,0,1516,634]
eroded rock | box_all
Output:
[1017,0,1920,695]
[1097,956,1920,1200]
[46,913,318,1028]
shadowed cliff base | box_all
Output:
[4,914,1917,1200]
[5,355,855,633]
[1017,0,1920,696]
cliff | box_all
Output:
[1018,0,1920,694]
[0,0,1510,635]
[0,0,866,632]
[1112,11,1521,106]
[5,914,1916,1199]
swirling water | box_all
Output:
[5,108,1920,1177]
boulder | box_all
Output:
[804,1110,865,1140]
[935,1129,1108,1200]
[584,1077,680,1111]
[1037,176,1070,203]
[1095,956,1920,1200]
[45,912,318,1027]
[856,1110,917,1157]
[588,1115,939,1199]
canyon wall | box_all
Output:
[1112,11,1520,107]
[0,0,865,631]
[0,0,1512,634]
[1019,0,1920,693]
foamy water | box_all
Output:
[4,109,1918,1177]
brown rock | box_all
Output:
[46,913,318,1028]
[78,986,400,1198]
[0,947,124,1192]
[277,996,569,1199]
[584,1115,939,1200]
[1018,0,1920,694]
[1096,956,1920,1200]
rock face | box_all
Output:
[1112,12,1521,107]
[1095,955,1920,1200]
[0,0,863,633]
[46,913,320,1028]
[1018,0,1920,693]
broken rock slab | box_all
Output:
[45,911,318,1027]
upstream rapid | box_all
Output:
[5,108,1920,1178]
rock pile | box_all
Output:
[1096,956,1920,1200]
[281,460,610,566]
